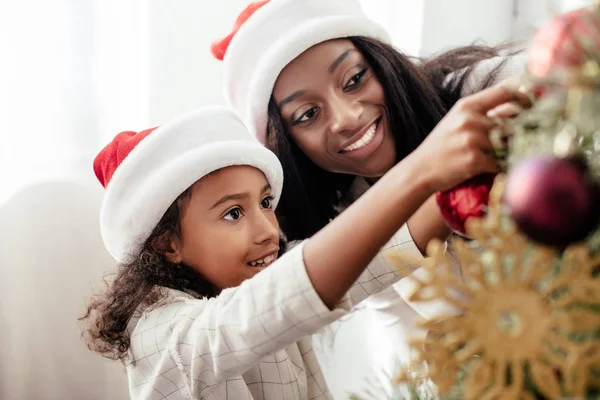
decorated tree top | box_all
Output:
[390,4,600,399]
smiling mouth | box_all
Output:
[248,253,277,267]
[340,118,380,153]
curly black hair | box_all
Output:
[80,189,217,362]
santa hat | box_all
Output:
[94,106,284,264]
[212,0,390,143]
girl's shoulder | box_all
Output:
[127,289,206,334]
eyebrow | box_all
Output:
[210,184,271,210]
[278,90,305,110]
[328,48,356,73]
[278,49,357,110]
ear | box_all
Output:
[151,232,184,264]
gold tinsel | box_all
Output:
[389,176,600,399]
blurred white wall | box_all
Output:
[146,0,250,125]
[0,181,129,400]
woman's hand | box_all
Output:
[487,74,532,119]
[406,81,530,193]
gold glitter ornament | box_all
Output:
[391,176,600,399]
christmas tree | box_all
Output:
[389,4,600,399]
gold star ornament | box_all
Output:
[389,175,600,399]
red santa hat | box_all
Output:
[94,106,284,263]
[212,0,390,143]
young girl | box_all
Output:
[82,100,513,399]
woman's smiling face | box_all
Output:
[272,39,397,178]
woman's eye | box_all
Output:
[344,68,367,89]
[294,107,319,124]
[224,207,242,221]
[261,195,274,209]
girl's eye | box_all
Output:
[223,207,243,221]
[344,67,367,90]
[293,106,320,125]
[261,195,274,209]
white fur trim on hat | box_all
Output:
[100,106,284,264]
[222,0,391,143]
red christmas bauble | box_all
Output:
[529,7,600,78]
[504,156,600,247]
[436,173,496,234]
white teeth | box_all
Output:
[249,253,276,267]
[342,122,378,152]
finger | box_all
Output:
[460,81,531,113]
[478,154,501,174]
[458,111,496,130]
[470,153,501,177]
[488,125,510,151]
[496,74,534,107]
[464,128,495,151]
[486,102,523,118]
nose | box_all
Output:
[328,93,364,135]
[251,210,279,245]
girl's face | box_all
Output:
[272,39,397,178]
[168,166,280,290]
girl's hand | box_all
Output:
[407,81,530,193]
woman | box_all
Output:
[213,0,527,396]
[213,0,526,251]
